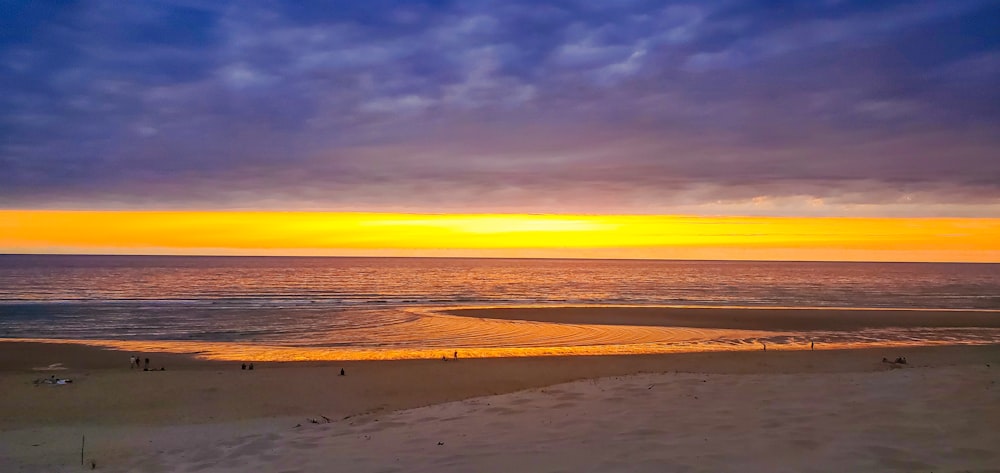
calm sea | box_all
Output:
[1,255,998,359]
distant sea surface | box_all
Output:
[1,255,998,359]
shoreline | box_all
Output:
[3,306,999,363]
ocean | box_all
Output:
[2,255,999,359]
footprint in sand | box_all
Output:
[411,415,443,423]
[482,406,517,415]
[547,401,577,409]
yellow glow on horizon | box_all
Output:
[2,210,999,262]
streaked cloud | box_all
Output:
[1,0,998,217]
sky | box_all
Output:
[2,1,999,260]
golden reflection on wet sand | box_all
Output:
[4,305,999,361]
[3,335,998,362]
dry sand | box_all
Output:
[125,364,1000,473]
[2,341,999,472]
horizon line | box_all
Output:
[2,252,996,265]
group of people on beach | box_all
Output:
[130,355,165,371]
[129,355,151,371]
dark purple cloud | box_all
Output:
[1,0,999,216]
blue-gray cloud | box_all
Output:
[1,0,999,216]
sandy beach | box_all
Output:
[3,306,1000,471]
[2,337,998,472]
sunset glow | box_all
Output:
[4,2,999,261]
[3,210,998,262]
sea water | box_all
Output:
[1,255,998,358]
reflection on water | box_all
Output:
[3,256,999,360]
[7,310,999,361]
[3,255,999,310]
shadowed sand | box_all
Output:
[443,306,1000,330]
[2,341,998,472]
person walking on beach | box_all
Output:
[453,351,458,360]
[144,357,150,371]
[761,342,767,352]
[130,355,136,369]
[811,341,815,351]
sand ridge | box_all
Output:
[443,306,1000,331]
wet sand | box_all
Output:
[443,306,1000,330]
